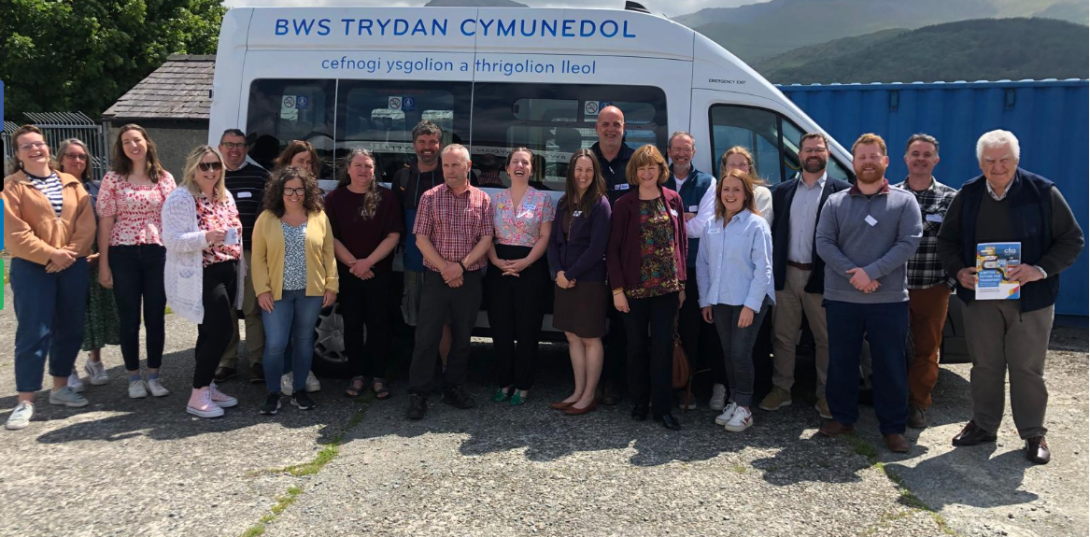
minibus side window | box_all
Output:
[246,79,336,177]
[708,105,783,184]
[780,118,855,183]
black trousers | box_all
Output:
[109,244,166,371]
[678,269,726,387]
[339,269,393,379]
[487,244,548,391]
[623,291,679,418]
[409,270,483,395]
[195,261,237,389]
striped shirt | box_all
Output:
[413,183,494,272]
[892,177,959,289]
[224,163,269,248]
[25,171,64,217]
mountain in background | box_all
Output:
[752,18,1089,84]
[1032,1,1090,22]
[423,0,527,6]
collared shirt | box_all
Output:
[786,172,827,264]
[892,176,958,289]
[986,178,1011,201]
[413,183,494,272]
[696,209,775,312]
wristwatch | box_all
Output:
[458,260,468,272]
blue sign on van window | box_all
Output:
[402,97,416,112]
[296,95,309,109]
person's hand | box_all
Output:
[440,261,464,283]
[447,275,464,288]
[957,267,977,290]
[847,267,873,291]
[205,229,227,244]
[613,292,630,313]
[684,212,696,222]
[360,269,375,280]
[556,271,570,289]
[49,248,76,271]
[862,280,881,294]
[98,264,114,289]
[87,252,100,266]
[258,292,275,313]
[738,307,756,328]
[1008,264,1045,284]
[45,261,60,273]
[350,258,374,278]
[508,258,530,273]
[322,290,336,308]
[678,289,686,309]
[701,306,714,324]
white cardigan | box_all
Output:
[161,187,246,324]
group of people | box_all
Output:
[4,105,1083,465]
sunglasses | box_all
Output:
[198,161,223,172]
[64,153,89,161]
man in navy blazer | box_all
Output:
[763,132,851,419]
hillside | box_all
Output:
[1033,1,1090,24]
[754,18,1089,84]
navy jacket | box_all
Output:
[547,194,612,283]
[665,163,714,269]
[770,175,851,293]
[591,141,636,206]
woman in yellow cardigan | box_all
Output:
[251,166,338,415]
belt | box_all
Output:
[787,261,813,270]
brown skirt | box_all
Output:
[552,281,609,338]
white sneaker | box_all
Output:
[147,378,170,397]
[305,371,321,393]
[209,382,238,408]
[709,383,727,411]
[724,406,753,432]
[129,379,149,399]
[67,371,86,393]
[5,402,34,430]
[49,386,89,407]
[714,402,739,426]
[281,373,292,397]
[84,360,110,385]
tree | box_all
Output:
[0,0,226,119]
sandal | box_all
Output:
[371,378,391,400]
[346,376,366,397]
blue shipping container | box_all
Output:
[779,80,1089,317]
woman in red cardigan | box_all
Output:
[606,145,688,431]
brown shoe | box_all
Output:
[213,367,237,383]
[564,400,598,416]
[952,421,997,446]
[1025,436,1051,465]
[883,433,911,453]
[549,400,575,410]
[818,420,855,438]
[907,405,927,429]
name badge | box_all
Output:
[517,209,534,219]
[669,208,679,217]
[237,191,252,199]
[688,205,698,212]
[572,211,583,217]
[865,215,878,227]
[614,184,630,191]
[925,213,943,223]
[707,226,721,235]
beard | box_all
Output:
[855,164,886,184]
[803,156,826,173]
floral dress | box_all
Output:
[81,179,121,351]
[627,197,682,299]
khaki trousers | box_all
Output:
[219,249,265,369]
[772,266,829,398]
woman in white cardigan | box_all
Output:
[162,145,246,418]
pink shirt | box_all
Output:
[195,192,242,267]
[96,171,176,246]
[492,187,555,247]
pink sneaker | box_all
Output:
[186,387,224,418]
[209,382,238,408]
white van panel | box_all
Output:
[241,50,477,82]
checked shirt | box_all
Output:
[892,177,958,289]
[413,182,494,272]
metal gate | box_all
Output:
[3,112,110,181]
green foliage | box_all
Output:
[0,0,225,119]
[754,18,1089,84]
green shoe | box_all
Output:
[510,391,527,406]
[493,388,512,403]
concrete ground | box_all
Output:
[0,282,1086,537]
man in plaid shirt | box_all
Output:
[406,144,494,421]
[892,134,958,430]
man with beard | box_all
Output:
[764,133,850,418]
[395,121,452,370]
[891,134,958,429]
[815,133,922,453]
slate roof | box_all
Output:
[103,55,216,121]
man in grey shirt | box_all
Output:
[815,133,922,454]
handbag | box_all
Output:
[671,319,691,390]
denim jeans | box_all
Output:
[11,258,89,392]
[108,244,166,371]
[261,289,323,394]
[825,300,910,435]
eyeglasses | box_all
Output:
[18,141,47,152]
[198,161,223,172]
[64,153,89,161]
[283,187,306,196]
[221,142,246,150]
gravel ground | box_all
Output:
[0,281,1086,537]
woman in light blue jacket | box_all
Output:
[696,168,775,433]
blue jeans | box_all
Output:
[825,300,910,435]
[11,258,89,392]
[261,289,323,394]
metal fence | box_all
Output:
[3,112,110,181]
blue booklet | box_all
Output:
[975,242,1021,300]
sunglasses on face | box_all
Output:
[198,161,223,172]
[64,153,89,161]
[283,187,306,196]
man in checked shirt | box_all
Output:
[891,134,958,430]
[405,144,495,421]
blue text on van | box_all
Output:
[274,18,637,39]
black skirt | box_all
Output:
[552,281,609,338]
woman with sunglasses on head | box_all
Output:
[161,146,244,418]
[2,126,97,430]
[325,148,403,399]
[57,139,119,391]
[486,147,555,406]
[252,166,338,415]
[96,124,175,399]
[547,149,611,416]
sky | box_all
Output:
[222,0,763,19]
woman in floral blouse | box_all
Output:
[606,145,688,431]
[487,147,555,406]
[96,124,175,399]
[161,146,244,419]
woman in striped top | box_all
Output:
[2,125,97,430]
